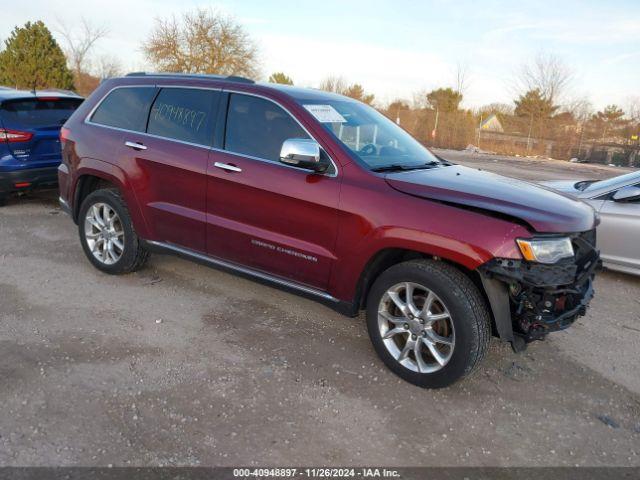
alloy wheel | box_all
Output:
[84,202,125,265]
[377,282,455,373]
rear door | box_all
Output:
[0,97,83,167]
[206,92,341,290]
[127,87,221,253]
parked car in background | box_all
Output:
[58,73,599,388]
[0,89,83,205]
[541,171,640,276]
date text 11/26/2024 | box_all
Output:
[232,468,401,478]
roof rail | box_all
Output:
[125,72,255,84]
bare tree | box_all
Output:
[514,52,573,105]
[318,75,348,94]
[57,17,108,76]
[96,54,122,79]
[143,9,260,79]
[476,102,514,117]
[564,96,593,123]
[453,61,470,96]
[626,96,640,123]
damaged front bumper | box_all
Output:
[478,230,600,351]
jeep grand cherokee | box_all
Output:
[58,73,600,388]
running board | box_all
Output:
[146,240,340,304]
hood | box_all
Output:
[385,165,596,233]
[537,179,584,197]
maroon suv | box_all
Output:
[58,73,599,388]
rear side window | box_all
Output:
[0,98,82,128]
[225,93,309,161]
[147,88,220,146]
[90,87,157,132]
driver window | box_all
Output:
[225,93,309,162]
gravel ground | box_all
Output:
[0,154,639,467]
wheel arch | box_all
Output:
[71,159,150,239]
[351,247,507,341]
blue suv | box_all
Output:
[0,88,83,205]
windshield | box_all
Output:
[302,99,441,171]
[583,171,640,193]
[0,98,83,128]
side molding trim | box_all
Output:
[146,240,339,302]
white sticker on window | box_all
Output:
[303,104,346,123]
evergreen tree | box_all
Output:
[0,21,74,90]
[268,72,293,85]
[426,88,463,113]
[514,89,558,119]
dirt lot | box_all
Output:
[1,153,639,467]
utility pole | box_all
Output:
[477,114,483,148]
[432,108,439,145]
[577,122,585,159]
[526,113,534,154]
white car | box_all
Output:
[541,171,640,276]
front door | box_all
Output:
[206,92,341,290]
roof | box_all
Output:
[0,88,83,101]
[480,113,504,132]
[121,72,355,104]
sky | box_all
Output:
[1,0,639,111]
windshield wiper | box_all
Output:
[371,161,440,173]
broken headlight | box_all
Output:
[516,237,574,264]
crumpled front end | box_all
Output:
[478,230,600,349]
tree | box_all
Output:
[318,75,348,94]
[453,61,470,96]
[343,83,374,105]
[590,105,628,141]
[514,89,558,119]
[627,96,640,123]
[426,88,462,113]
[318,76,374,105]
[477,102,514,117]
[57,17,108,78]
[514,52,573,105]
[268,72,293,85]
[0,21,74,90]
[143,9,260,79]
[96,55,122,79]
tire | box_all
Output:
[0,196,7,207]
[78,188,149,274]
[366,259,491,388]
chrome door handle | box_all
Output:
[214,162,242,172]
[125,141,147,150]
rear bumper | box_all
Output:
[0,166,58,195]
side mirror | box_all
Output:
[612,185,640,202]
[279,138,329,173]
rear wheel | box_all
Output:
[0,195,7,207]
[78,189,149,274]
[366,259,491,388]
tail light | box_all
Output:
[0,128,33,143]
[60,126,70,147]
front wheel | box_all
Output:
[78,188,149,274]
[366,259,491,388]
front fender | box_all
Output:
[329,227,501,303]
